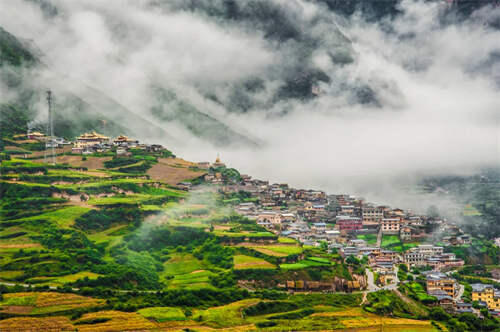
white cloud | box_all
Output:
[0,0,498,212]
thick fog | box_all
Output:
[1,0,499,211]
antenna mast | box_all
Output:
[44,90,56,165]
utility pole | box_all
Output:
[44,90,56,165]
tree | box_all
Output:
[346,256,360,265]
[429,306,451,321]
[320,241,328,252]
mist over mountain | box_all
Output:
[0,0,499,213]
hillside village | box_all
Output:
[15,131,497,312]
[1,129,500,331]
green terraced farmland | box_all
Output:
[246,245,304,257]
[161,253,206,277]
[138,307,186,322]
[167,270,216,290]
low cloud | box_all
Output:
[0,0,498,212]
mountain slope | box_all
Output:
[0,25,258,146]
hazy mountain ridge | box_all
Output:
[0,24,256,146]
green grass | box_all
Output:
[28,272,102,286]
[168,270,216,290]
[278,237,297,244]
[280,258,331,270]
[86,188,183,206]
[390,242,419,253]
[140,205,163,211]
[306,257,331,264]
[88,225,128,243]
[8,206,92,229]
[250,245,304,256]
[381,235,401,248]
[406,282,437,302]
[193,299,259,328]
[0,270,23,280]
[58,178,153,191]
[160,253,214,289]
[214,231,276,238]
[87,194,151,205]
[279,263,309,270]
[138,307,186,322]
[0,295,36,306]
[357,234,377,245]
[161,253,205,278]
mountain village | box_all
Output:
[13,129,500,318]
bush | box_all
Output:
[429,307,451,321]
[193,238,234,269]
[75,207,142,231]
[243,301,299,316]
[75,318,111,325]
[127,226,209,252]
[256,321,277,328]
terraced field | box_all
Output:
[0,292,104,315]
[237,244,304,257]
[168,270,216,290]
[147,157,206,185]
[138,306,186,322]
[192,299,260,328]
[25,271,102,287]
[0,316,75,332]
[234,255,276,270]
[75,310,157,332]
[31,155,112,169]
[311,307,436,331]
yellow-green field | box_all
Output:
[0,292,104,315]
[237,244,304,257]
[138,306,186,322]
[234,254,276,270]
[25,271,101,287]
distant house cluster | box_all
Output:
[71,132,163,155]
[26,129,167,157]
[403,245,464,270]
[27,129,71,148]
[188,155,473,300]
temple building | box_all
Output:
[212,155,226,168]
[75,132,110,147]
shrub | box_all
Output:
[243,301,299,316]
[256,321,277,328]
[75,207,142,231]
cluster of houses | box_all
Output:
[194,160,478,307]
[471,284,500,312]
[428,281,500,316]
[27,130,71,147]
[200,164,469,273]
[26,129,164,156]
[403,245,464,270]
